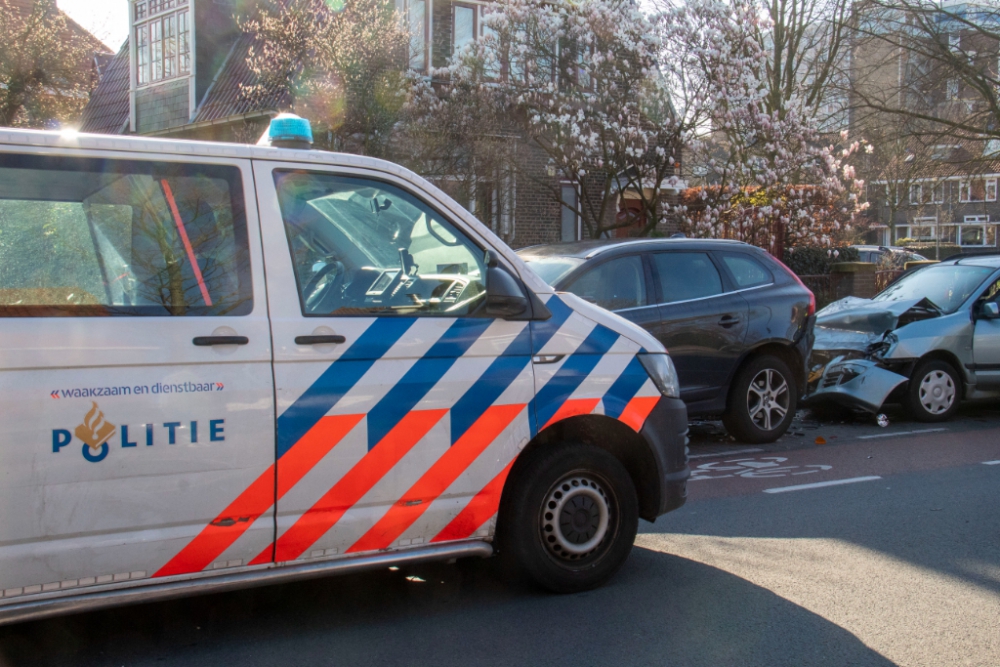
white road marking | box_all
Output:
[688,448,763,460]
[857,428,947,440]
[763,476,882,494]
[982,460,1000,466]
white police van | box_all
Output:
[0,117,688,625]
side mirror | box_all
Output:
[485,265,529,319]
[980,301,1000,319]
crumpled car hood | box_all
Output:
[806,296,943,411]
[816,296,942,335]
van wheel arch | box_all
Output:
[497,415,661,538]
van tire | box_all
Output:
[723,354,797,444]
[498,442,638,594]
[905,359,960,422]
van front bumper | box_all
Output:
[639,396,690,518]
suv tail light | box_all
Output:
[775,258,816,316]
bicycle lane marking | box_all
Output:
[689,457,833,482]
[686,428,1000,502]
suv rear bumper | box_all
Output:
[639,396,690,517]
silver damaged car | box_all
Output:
[807,256,1000,421]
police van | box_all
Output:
[0,117,689,625]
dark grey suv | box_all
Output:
[518,239,816,443]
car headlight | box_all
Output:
[638,353,680,398]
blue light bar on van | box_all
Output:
[268,113,313,149]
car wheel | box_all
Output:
[906,359,960,422]
[723,354,798,444]
[498,442,638,594]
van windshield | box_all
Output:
[273,171,487,317]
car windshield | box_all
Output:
[519,256,584,286]
[873,264,993,313]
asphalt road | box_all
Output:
[1,409,999,667]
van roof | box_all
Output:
[0,127,416,180]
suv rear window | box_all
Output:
[0,154,251,317]
[721,253,772,289]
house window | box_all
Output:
[960,215,991,246]
[909,184,921,205]
[133,0,190,87]
[396,0,427,73]
[453,4,477,55]
[561,184,580,241]
[959,178,998,202]
[136,23,149,85]
[947,78,959,100]
[932,182,945,203]
[910,217,938,241]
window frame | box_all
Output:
[959,177,998,202]
[562,252,652,312]
[271,169,496,319]
[132,0,191,88]
[0,152,253,318]
[716,251,775,291]
[910,216,939,241]
[648,250,728,306]
[452,3,479,57]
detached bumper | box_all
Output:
[639,396,690,517]
[806,357,907,412]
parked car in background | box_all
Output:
[808,255,1000,421]
[851,245,928,268]
[518,239,816,443]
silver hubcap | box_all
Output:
[541,475,611,561]
[747,369,790,431]
[919,370,955,414]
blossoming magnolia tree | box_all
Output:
[429,0,866,246]
[438,0,686,239]
[672,0,868,255]
[240,0,423,158]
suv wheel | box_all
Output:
[498,442,638,594]
[723,354,798,444]
[906,359,960,422]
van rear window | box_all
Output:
[0,154,251,317]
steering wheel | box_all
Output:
[427,218,463,247]
[303,259,345,312]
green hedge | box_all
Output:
[783,246,861,276]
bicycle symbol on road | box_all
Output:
[689,457,832,481]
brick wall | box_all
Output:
[136,79,191,134]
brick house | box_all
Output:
[865,142,1000,249]
[851,1,1000,250]
[79,0,679,248]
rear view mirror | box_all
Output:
[485,265,529,319]
[980,301,1000,319]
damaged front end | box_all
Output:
[806,297,944,412]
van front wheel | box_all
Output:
[498,443,638,594]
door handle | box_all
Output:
[718,316,741,328]
[193,336,249,346]
[295,335,347,345]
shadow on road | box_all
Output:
[0,547,895,667]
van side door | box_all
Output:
[250,162,535,564]
[0,152,275,601]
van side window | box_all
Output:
[273,171,487,317]
[564,255,647,311]
[0,154,251,317]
